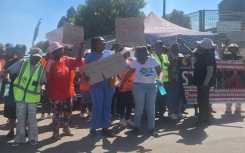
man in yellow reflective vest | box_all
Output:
[5,48,47,147]
[151,40,170,121]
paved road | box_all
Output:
[0,103,244,153]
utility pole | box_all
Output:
[163,0,166,19]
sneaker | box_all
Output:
[192,120,204,127]
[101,129,114,137]
[79,113,85,118]
[119,119,127,126]
[90,129,97,138]
[225,107,232,113]
[194,112,199,119]
[46,114,52,119]
[235,108,245,113]
[52,131,61,140]
[63,127,74,136]
[176,113,185,119]
[40,114,45,120]
[30,140,38,145]
[148,129,158,137]
[211,108,217,113]
[169,114,178,120]
[132,127,139,135]
[126,119,134,126]
[12,142,20,147]
[6,131,14,138]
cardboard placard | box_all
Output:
[82,53,129,85]
[226,31,245,42]
[45,27,73,48]
[116,31,146,46]
[115,18,144,31]
[62,23,84,46]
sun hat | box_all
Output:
[15,44,26,52]
[196,38,216,49]
[50,42,63,53]
[30,47,43,58]
[120,47,133,55]
[5,43,14,48]
[228,43,239,48]
[84,49,91,56]
[134,45,149,59]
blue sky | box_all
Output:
[0,0,221,51]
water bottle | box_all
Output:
[4,83,10,97]
[156,80,166,95]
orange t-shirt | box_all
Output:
[70,70,76,97]
[39,58,47,67]
[0,59,6,71]
[80,84,89,91]
[120,60,135,92]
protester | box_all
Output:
[5,47,46,146]
[39,47,52,119]
[221,39,244,113]
[167,43,185,119]
[120,45,163,137]
[162,45,168,54]
[79,49,93,118]
[3,44,26,138]
[5,43,15,61]
[46,42,83,140]
[85,37,115,138]
[118,47,135,127]
[151,40,170,121]
[192,38,217,127]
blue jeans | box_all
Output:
[167,82,182,115]
[132,82,157,130]
[89,85,114,129]
[156,82,169,117]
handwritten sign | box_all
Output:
[116,31,146,46]
[227,31,245,42]
[46,27,73,48]
[115,18,144,31]
[62,23,84,46]
[82,53,129,85]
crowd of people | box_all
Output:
[0,37,244,147]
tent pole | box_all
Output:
[163,0,166,19]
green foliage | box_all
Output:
[57,7,76,28]
[58,0,147,39]
[166,9,192,29]
[33,40,49,53]
[218,0,245,12]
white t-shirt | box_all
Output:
[130,57,160,83]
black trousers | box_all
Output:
[197,85,211,121]
[119,91,134,120]
[111,87,121,114]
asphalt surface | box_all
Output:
[0,103,245,153]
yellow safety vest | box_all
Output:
[13,58,44,103]
[151,53,169,82]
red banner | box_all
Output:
[179,58,245,104]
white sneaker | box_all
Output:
[40,114,45,120]
[176,113,185,119]
[46,114,52,119]
[80,113,84,118]
[119,119,127,126]
[169,114,178,120]
[126,119,134,126]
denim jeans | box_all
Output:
[155,82,169,117]
[132,82,157,130]
[167,82,182,115]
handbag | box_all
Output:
[94,52,119,87]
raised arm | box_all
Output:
[221,39,229,58]
[178,38,194,57]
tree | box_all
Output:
[33,40,49,53]
[166,9,192,29]
[218,0,245,12]
[58,0,147,39]
[57,7,76,28]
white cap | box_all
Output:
[120,47,133,55]
[196,38,216,49]
[84,49,91,56]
